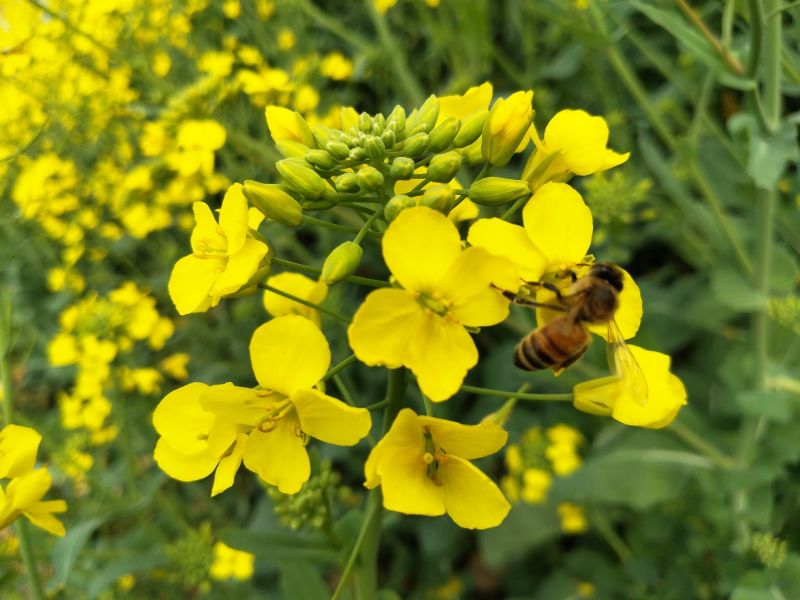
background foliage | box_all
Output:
[1,0,799,598]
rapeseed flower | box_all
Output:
[482,90,534,166]
[0,469,67,536]
[262,272,328,325]
[210,542,254,581]
[348,207,517,401]
[0,425,41,478]
[365,409,509,529]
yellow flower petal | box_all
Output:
[209,238,268,297]
[200,383,280,427]
[250,315,331,395]
[522,182,592,266]
[190,202,225,254]
[265,106,315,146]
[7,468,51,510]
[243,413,310,494]
[467,218,547,282]
[0,424,41,478]
[438,82,493,123]
[348,289,425,368]
[262,272,328,325]
[543,109,612,176]
[291,389,371,446]
[153,383,215,454]
[25,501,68,536]
[218,183,248,255]
[440,455,510,529]
[382,207,461,294]
[587,267,642,341]
[211,433,247,496]
[439,247,517,327]
[154,438,218,482]
[420,417,507,459]
[406,313,478,402]
[168,254,223,315]
[448,198,480,222]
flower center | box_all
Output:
[416,292,451,317]
[422,428,448,485]
[194,237,228,257]
[255,396,294,433]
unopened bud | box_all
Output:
[325,140,351,160]
[357,166,385,191]
[384,194,416,221]
[420,184,455,213]
[380,129,396,148]
[313,126,337,148]
[339,134,356,147]
[335,172,360,193]
[243,180,303,226]
[276,158,327,199]
[373,113,386,131]
[363,136,386,160]
[321,241,363,285]
[387,105,406,133]
[276,140,309,158]
[468,177,531,206]
[403,132,429,157]
[482,90,534,166]
[406,95,440,135]
[358,112,373,133]
[480,398,516,427]
[427,151,461,182]
[349,147,367,162]
[454,110,488,147]
[428,117,461,153]
[390,156,415,179]
[305,149,337,171]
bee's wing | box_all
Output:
[606,320,649,406]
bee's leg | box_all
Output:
[519,280,569,303]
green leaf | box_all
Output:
[737,389,792,423]
[711,267,767,312]
[49,516,106,592]
[279,561,329,600]
[746,124,800,190]
[217,528,339,563]
[478,503,561,568]
[87,553,166,599]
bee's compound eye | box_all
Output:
[591,263,624,292]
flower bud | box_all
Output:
[276,158,327,199]
[403,132,429,157]
[427,151,462,182]
[358,112,373,133]
[357,166,385,191]
[428,117,461,153]
[335,172,361,193]
[326,140,351,160]
[468,177,531,206]
[339,134,356,147]
[481,90,534,166]
[243,180,303,226]
[313,126,337,148]
[383,194,416,221]
[406,95,440,136]
[303,199,337,211]
[380,128,396,148]
[387,105,406,133]
[363,136,386,160]
[389,156,415,179]
[349,147,367,162]
[305,149,337,171]
[276,140,309,158]
[373,113,386,131]
[454,110,489,147]
[420,184,455,213]
[265,106,316,147]
[321,241,363,285]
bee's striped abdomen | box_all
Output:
[514,327,577,372]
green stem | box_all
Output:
[301,215,381,239]
[459,384,573,402]
[16,521,46,600]
[590,512,633,564]
[353,210,383,245]
[270,257,390,288]
[259,283,351,323]
[113,384,138,499]
[330,490,381,600]
[322,354,358,383]
[669,420,736,470]
[499,196,529,221]
[746,0,763,78]
[474,163,492,182]
[675,0,745,75]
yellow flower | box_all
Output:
[374,0,398,14]
[160,353,191,380]
[199,316,372,494]
[573,345,687,428]
[468,182,643,340]
[523,109,630,189]
[210,542,254,581]
[558,502,588,534]
[166,120,227,177]
[482,90,534,166]
[546,443,581,476]
[48,333,80,366]
[520,468,551,504]
[365,409,509,529]
[438,82,493,124]
[277,28,296,50]
[264,105,316,148]
[262,272,328,326]
[168,184,269,315]
[0,469,68,536]
[0,425,41,478]
[348,207,517,402]
[320,52,354,81]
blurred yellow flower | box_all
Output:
[0,469,67,536]
[210,542,254,581]
[0,425,41,478]
[166,120,227,177]
[320,51,354,81]
[365,409,509,529]
[558,503,588,534]
[521,468,551,504]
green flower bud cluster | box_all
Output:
[513,427,553,472]
[752,532,787,569]
[267,462,341,531]
[163,522,214,589]
[768,295,800,334]
[583,170,653,225]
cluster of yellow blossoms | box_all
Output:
[0,425,67,537]
[157,83,687,531]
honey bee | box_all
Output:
[502,262,648,404]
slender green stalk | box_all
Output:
[746,0,763,77]
[460,384,573,402]
[270,257,390,288]
[259,283,351,323]
[301,215,381,239]
[675,0,745,75]
[330,490,381,600]
[322,354,358,383]
[353,210,383,245]
[590,512,633,564]
[474,163,492,181]
[499,196,529,221]
[113,384,138,499]
[669,421,736,470]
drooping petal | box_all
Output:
[467,218,547,282]
[250,315,331,395]
[382,207,462,294]
[190,202,225,254]
[25,499,68,536]
[406,314,478,402]
[420,416,507,459]
[291,389,371,446]
[588,267,642,340]
[348,289,425,369]
[0,424,41,478]
[440,455,510,529]
[243,413,310,494]
[154,438,218,481]
[438,247,518,327]
[211,433,247,496]
[218,183,249,255]
[210,238,268,297]
[522,183,592,266]
[600,149,630,172]
[152,382,215,454]
[168,254,223,315]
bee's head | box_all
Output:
[589,263,624,292]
